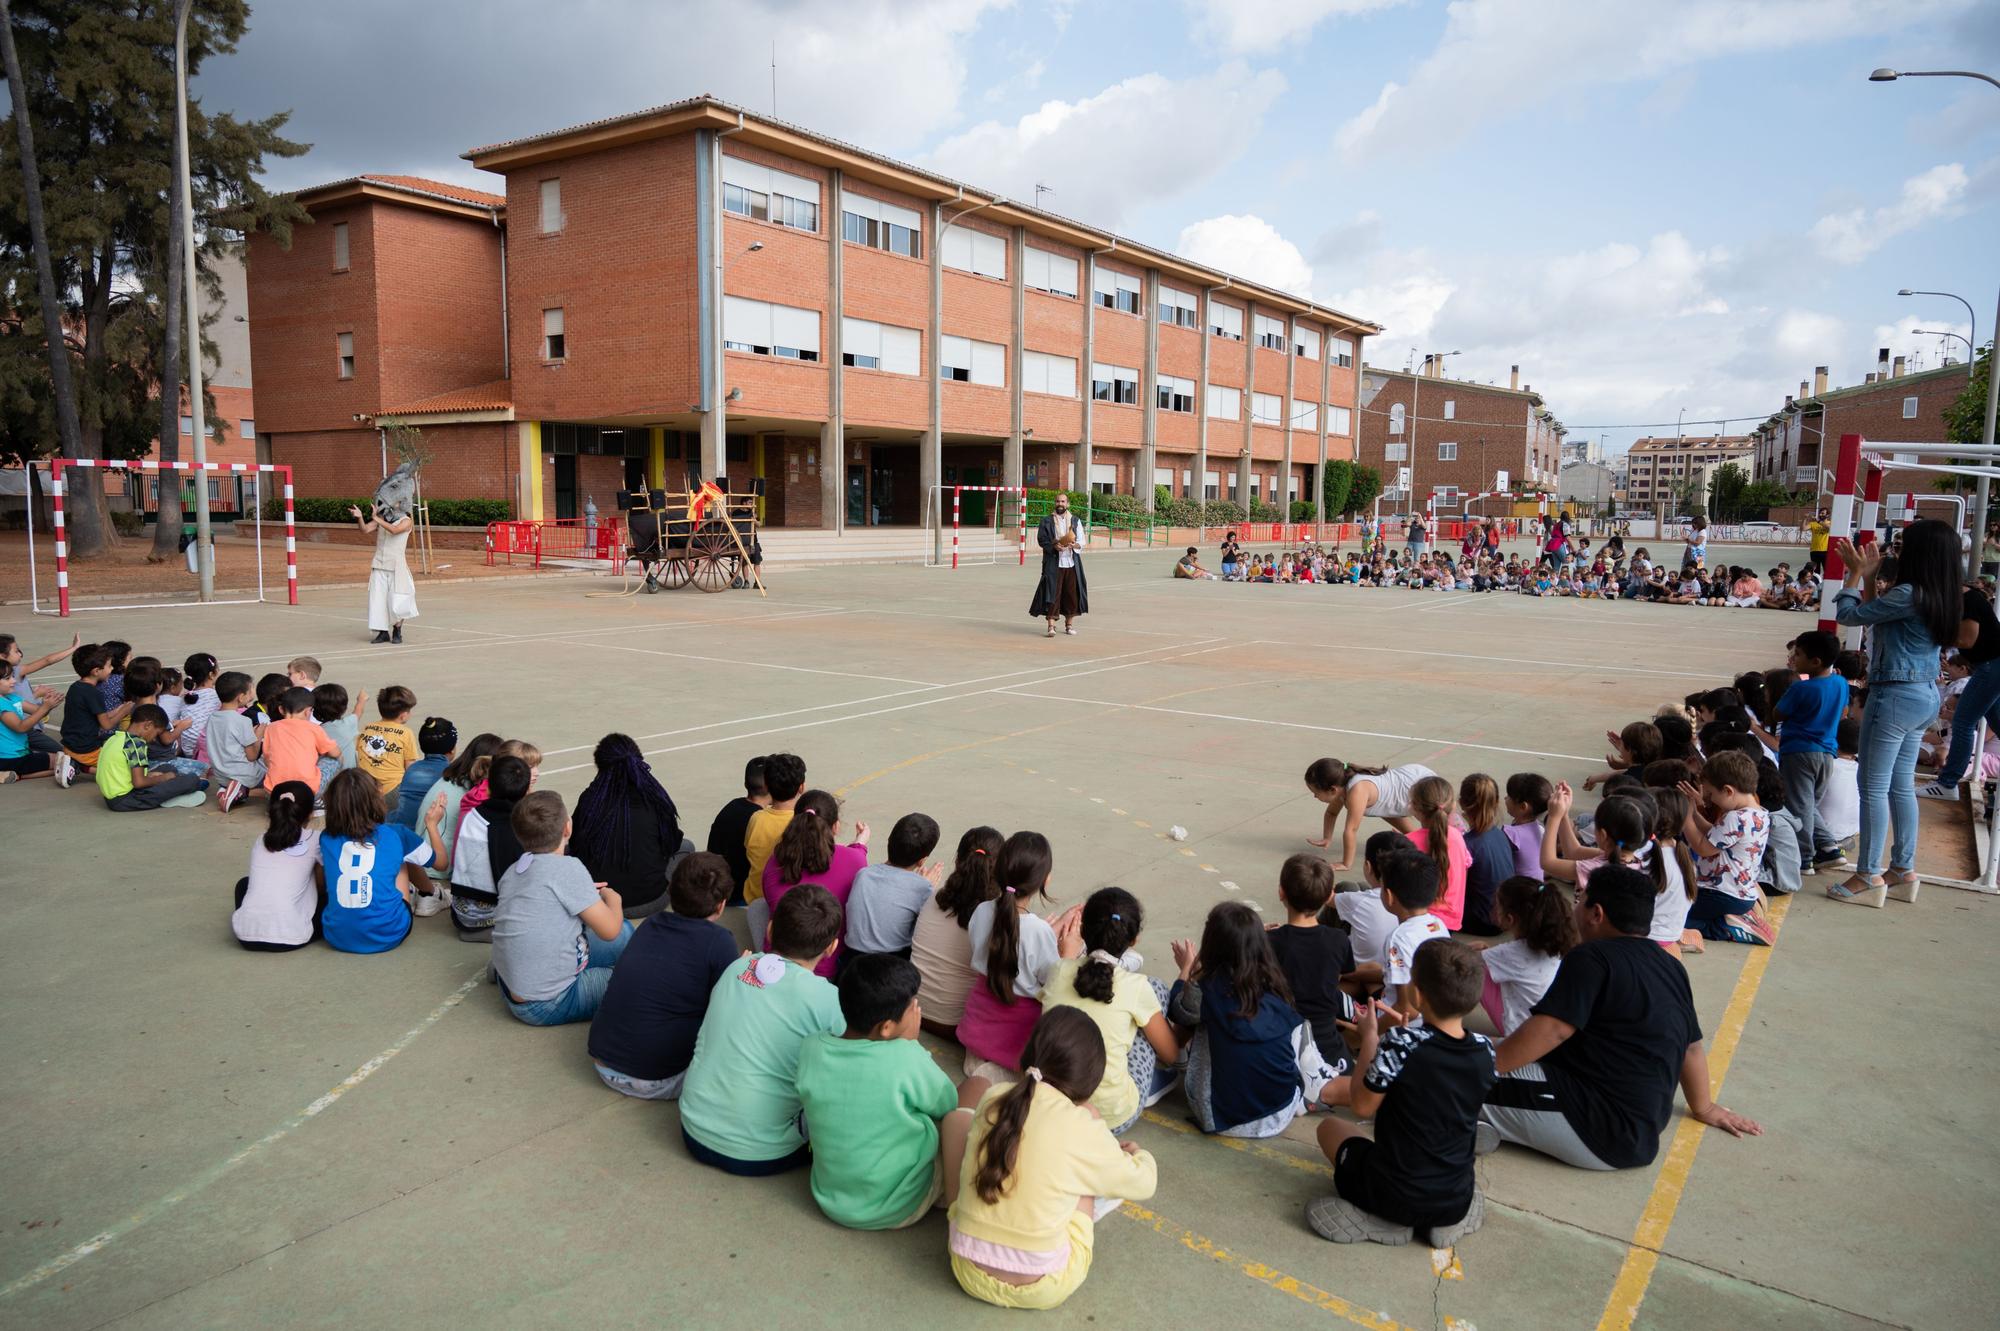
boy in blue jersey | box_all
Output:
[319,767,438,954]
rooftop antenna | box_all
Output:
[1034,182,1052,211]
[771,41,777,116]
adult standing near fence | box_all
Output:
[1805,510,1831,574]
[349,463,420,644]
[1406,511,1428,558]
[1029,491,1088,638]
[1827,519,1960,908]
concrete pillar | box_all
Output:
[925,200,943,526]
[824,168,845,532]
[696,128,727,487]
[518,420,543,520]
[1141,269,1158,510]
[1197,288,1212,536]
[1240,306,1255,510]
[1282,313,1296,518]
[1077,251,1096,495]
[1007,224,1025,493]
[647,426,666,490]
[1316,328,1331,527]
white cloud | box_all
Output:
[1333,0,1975,163]
[923,63,1286,227]
[1808,163,1970,264]
[1774,310,1844,363]
[1175,215,1315,295]
[1190,0,1410,55]
[1872,315,1977,374]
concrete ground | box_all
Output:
[3,546,1990,1331]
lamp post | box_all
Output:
[174,0,212,600]
[1898,288,1976,357]
[1914,329,1974,361]
[1874,68,2000,570]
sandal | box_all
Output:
[1677,929,1706,955]
[1886,871,1920,904]
[1044,625,1056,638]
[1826,876,1886,908]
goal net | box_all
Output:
[927,485,1027,568]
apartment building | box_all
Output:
[1622,434,1752,511]
[245,98,1380,527]
[1749,353,1973,507]
[1354,360,1565,516]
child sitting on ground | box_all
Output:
[796,954,987,1230]
[846,812,944,959]
[1325,829,1412,969]
[410,733,498,883]
[0,660,61,781]
[450,753,534,940]
[391,717,457,829]
[911,825,1004,1038]
[948,1008,1159,1311]
[1353,850,1449,1023]
[263,687,339,798]
[54,643,132,786]
[1470,876,1576,1037]
[1307,939,1496,1248]
[490,790,632,1026]
[1503,773,1552,879]
[176,652,222,760]
[312,682,365,786]
[208,673,267,812]
[587,853,740,1099]
[356,685,418,795]
[119,662,199,775]
[1457,773,1511,935]
[742,751,807,943]
[962,831,1083,1077]
[1266,854,1357,1087]
[1647,788,1701,951]
[97,640,132,707]
[1679,750,1774,940]
[287,656,322,690]
[1039,887,1180,1133]
[1405,774,1470,929]
[229,782,323,952]
[318,767,436,954]
[677,885,846,1175]
[1172,901,1341,1138]
[761,789,869,976]
[96,704,207,811]
[1817,718,1860,847]
[704,756,769,901]
[569,732,691,920]
[244,671,287,728]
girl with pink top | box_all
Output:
[1403,775,1470,930]
[762,788,869,977]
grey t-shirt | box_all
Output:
[844,864,934,954]
[491,853,602,1002]
[206,709,265,784]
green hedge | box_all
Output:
[266,496,512,526]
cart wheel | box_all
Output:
[690,527,736,593]
[658,555,692,590]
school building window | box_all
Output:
[1203,470,1220,500]
[941,334,1005,386]
[542,308,566,361]
[179,414,193,435]
[1156,374,1194,414]
[841,317,920,374]
[1205,384,1240,421]
[1089,462,1118,494]
[723,157,820,232]
[1157,284,1198,328]
[1023,350,1077,397]
[336,332,354,379]
[841,191,920,258]
[724,297,820,361]
[539,179,563,233]
[1024,246,1078,298]
[1327,405,1352,435]
[239,418,255,439]
[1251,392,1281,425]
[1209,302,1243,341]
[1091,361,1138,405]
[1292,401,1318,431]
[331,221,349,270]
[1255,314,1287,351]
[1437,441,1457,460]
[1092,267,1141,314]
[1331,337,1354,368]
[942,226,1006,280]
[1295,326,1320,360]
[1903,395,1919,419]
[1385,441,1407,461]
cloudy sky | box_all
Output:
[198,0,2000,456]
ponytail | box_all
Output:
[972,1009,1106,1203]
[263,780,315,853]
[1305,756,1386,794]
[773,789,839,886]
[938,825,1003,928]
[1410,776,1454,886]
[986,830,1053,1003]
[1073,887,1141,1003]
[1649,788,1699,901]
[1495,875,1578,959]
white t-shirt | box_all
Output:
[966,899,1062,999]
[1333,888,1397,974]
[1479,939,1561,1037]
[451,807,495,896]
[1380,911,1448,1004]
[178,687,220,758]
[231,828,323,947]
[158,693,185,724]
[1817,757,1860,842]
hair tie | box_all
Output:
[1087,948,1122,967]
[972,848,987,856]
[802,807,818,817]
[1025,1066,1044,1083]
[1108,912,1121,921]
[1002,885,1016,894]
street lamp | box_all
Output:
[1874,66,2000,571]
[1914,329,1974,361]
[1899,288,1976,356]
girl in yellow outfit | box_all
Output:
[948,1008,1159,1309]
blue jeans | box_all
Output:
[1856,680,1939,878]
[501,921,633,1026]
[1936,658,2000,786]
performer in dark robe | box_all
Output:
[1028,492,1089,637]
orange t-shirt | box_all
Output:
[263,715,338,792]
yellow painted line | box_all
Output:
[1593,895,1792,1330]
[1141,1108,1333,1178]
[833,718,1069,798]
[1119,1202,1428,1331]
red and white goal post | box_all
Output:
[25,458,298,616]
[928,484,1027,569]
[1425,489,1549,537]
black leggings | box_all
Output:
[233,876,325,952]
[0,752,52,776]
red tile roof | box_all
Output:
[293,174,505,209]
[378,379,512,416]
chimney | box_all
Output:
[1509,364,1520,391]
[1799,380,1809,401]
[1865,373,1876,384]
[1784,394,1794,409]
[1813,365,1829,397]
[1892,355,1906,378]
[1878,347,1891,375]
[1418,354,1432,378]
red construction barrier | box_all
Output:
[485,520,541,566]
[535,516,623,567]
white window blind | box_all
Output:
[1443,399,1456,420]
[1023,350,1076,397]
[336,332,354,378]
[1157,284,1198,327]
[724,297,820,358]
[1295,326,1320,360]
[1092,266,1142,313]
[842,317,920,375]
[331,221,349,269]
[1251,392,1281,425]
[840,190,919,231]
[239,418,255,439]
[1156,374,1195,413]
[1330,337,1354,367]
[942,334,1005,387]
[539,179,562,233]
[942,227,1007,279]
[1091,362,1139,405]
[1292,401,1318,431]
[723,156,819,208]
[1209,302,1243,340]
[1206,385,1240,420]
[1024,245,1078,297]
[1327,405,1352,435]
[1203,470,1220,499]
[1155,466,1174,487]
[1255,314,1287,350]
[542,307,565,359]
[1090,463,1118,485]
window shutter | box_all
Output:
[723,296,770,347]
[841,190,881,222]
[769,167,818,204]
[772,304,819,353]
[971,340,1005,387]
[332,222,349,268]
[539,180,562,233]
[543,308,564,337]
[881,326,921,376]
[843,316,882,362]
[942,334,972,372]
[972,231,1006,279]
[941,227,974,272]
[880,200,920,232]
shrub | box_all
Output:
[268,496,512,526]
[1247,498,1285,521]
[1289,500,1317,522]
[1202,499,1244,524]
[1161,498,1205,527]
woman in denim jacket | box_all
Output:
[1829,520,1962,908]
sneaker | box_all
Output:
[457,925,495,944]
[0,771,15,786]
[1719,913,1771,946]
[1915,781,1961,801]
[414,886,451,918]
[161,790,208,809]
[217,779,245,814]
[1474,1119,1500,1157]
[1811,856,1855,874]
[1304,1195,1412,1246]
[1424,1191,1487,1249]
[53,752,75,788]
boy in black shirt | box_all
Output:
[1266,854,1356,1077]
[704,756,768,906]
[1307,938,1496,1247]
[54,643,132,788]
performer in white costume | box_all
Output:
[348,462,420,644]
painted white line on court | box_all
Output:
[0,971,487,1301]
[1244,637,1740,680]
[539,637,942,687]
[991,690,1597,762]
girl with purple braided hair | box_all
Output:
[570,733,690,919]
